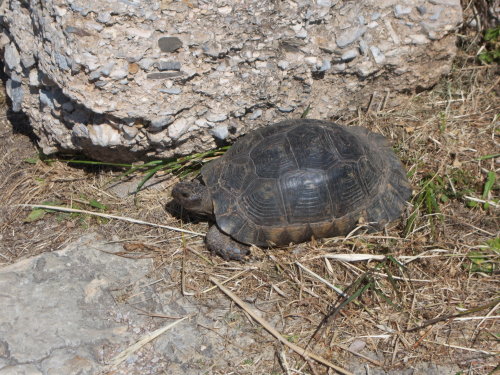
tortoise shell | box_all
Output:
[201,119,411,247]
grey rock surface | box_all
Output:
[0,236,152,374]
[0,0,462,162]
[0,235,262,375]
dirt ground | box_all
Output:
[0,9,499,375]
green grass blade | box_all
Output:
[88,199,107,211]
[46,159,134,168]
[135,163,168,194]
[301,104,312,118]
[476,153,500,161]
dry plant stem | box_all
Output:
[109,314,193,367]
[306,357,321,375]
[210,277,354,375]
[322,252,455,265]
[422,340,498,355]
[404,298,500,332]
[335,344,383,367]
[181,249,194,296]
[278,348,292,375]
[471,301,500,342]
[186,246,213,264]
[411,324,438,350]
[19,204,204,236]
[269,255,322,299]
[295,261,349,298]
[200,268,254,294]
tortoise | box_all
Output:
[172,119,411,260]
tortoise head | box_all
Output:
[172,180,213,216]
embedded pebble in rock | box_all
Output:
[158,37,183,53]
[147,72,183,79]
[160,87,182,95]
[3,43,20,71]
[21,55,36,69]
[0,0,463,162]
[430,8,443,21]
[357,61,374,77]
[319,59,331,71]
[168,118,190,140]
[277,60,289,70]
[359,39,369,55]
[149,116,174,132]
[341,49,359,62]
[54,52,70,71]
[370,46,386,64]
[157,61,182,71]
[109,62,128,80]
[122,125,139,139]
[87,124,120,147]
[317,0,332,6]
[100,62,115,77]
[278,106,295,113]
[209,125,229,140]
[333,63,347,71]
[138,58,155,70]
[249,109,262,120]
[394,5,412,18]
[206,113,228,123]
[5,79,23,112]
[336,26,367,48]
[417,6,427,14]
[409,34,430,45]
[72,124,89,138]
[304,56,318,66]
[96,11,112,24]
[39,90,55,109]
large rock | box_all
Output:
[0,0,462,162]
[0,235,259,375]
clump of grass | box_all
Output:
[466,237,500,274]
[21,147,231,222]
[404,166,493,238]
[405,174,447,239]
[39,146,230,194]
[117,146,229,193]
[477,26,500,65]
[466,170,498,209]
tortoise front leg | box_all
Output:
[205,225,250,261]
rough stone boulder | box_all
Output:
[0,235,258,374]
[0,0,462,162]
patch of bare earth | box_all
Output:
[0,25,498,375]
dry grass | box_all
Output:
[0,15,498,375]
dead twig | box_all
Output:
[18,204,205,236]
[423,340,498,355]
[109,314,193,367]
[404,298,500,332]
[210,277,353,375]
[296,261,349,298]
[335,344,383,367]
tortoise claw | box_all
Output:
[205,225,250,261]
